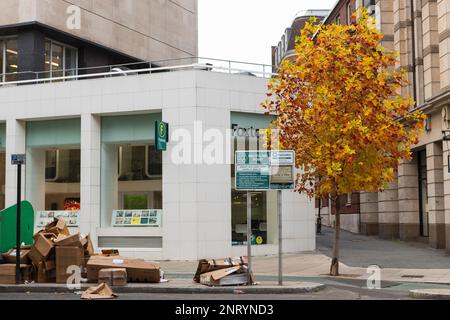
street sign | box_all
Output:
[235,151,295,191]
[155,121,169,151]
[234,150,296,287]
[11,154,26,165]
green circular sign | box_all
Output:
[256,236,264,245]
[159,122,166,138]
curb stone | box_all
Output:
[410,289,450,300]
[0,282,325,295]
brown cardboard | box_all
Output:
[87,256,160,283]
[3,249,30,264]
[83,234,94,256]
[34,233,55,257]
[54,233,83,247]
[45,260,56,271]
[56,246,85,283]
[98,268,127,286]
[34,261,57,283]
[0,264,32,284]
[199,266,241,286]
[28,246,45,265]
[101,249,119,256]
[45,218,70,236]
[194,257,247,283]
[81,283,118,300]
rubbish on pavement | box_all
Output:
[0,264,32,284]
[80,282,118,300]
[194,257,253,286]
[0,217,165,286]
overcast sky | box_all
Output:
[198,0,337,66]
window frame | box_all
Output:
[44,38,78,79]
[0,36,19,83]
[347,2,352,24]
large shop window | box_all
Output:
[45,149,81,211]
[104,144,163,228]
[44,39,78,79]
[230,123,278,246]
[0,38,18,82]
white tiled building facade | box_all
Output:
[0,69,315,260]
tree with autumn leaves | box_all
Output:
[263,9,424,276]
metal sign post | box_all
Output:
[246,191,252,285]
[278,189,283,286]
[11,154,25,285]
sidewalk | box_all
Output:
[160,253,450,285]
[160,226,450,285]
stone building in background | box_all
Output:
[317,0,450,252]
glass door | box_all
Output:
[418,150,429,237]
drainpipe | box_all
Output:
[410,0,418,105]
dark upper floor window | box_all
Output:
[44,39,78,79]
[0,38,18,82]
[363,0,376,15]
[363,0,375,6]
[347,2,353,24]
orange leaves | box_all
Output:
[261,8,424,199]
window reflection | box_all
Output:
[5,39,18,82]
[44,39,77,79]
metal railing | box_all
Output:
[0,57,276,87]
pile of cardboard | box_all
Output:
[0,218,93,284]
[0,217,162,285]
[194,257,254,287]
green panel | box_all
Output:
[155,121,168,151]
[0,201,34,252]
[123,194,148,210]
[102,113,162,144]
[0,123,5,150]
[27,118,81,148]
[231,112,276,129]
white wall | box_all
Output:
[0,70,316,260]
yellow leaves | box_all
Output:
[344,145,356,155]
[262,6,424,199]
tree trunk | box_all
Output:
[330,198,341,276]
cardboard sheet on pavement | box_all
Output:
[81,282,118,300]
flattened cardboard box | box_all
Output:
[3,249,30,264]
[56,246,85,283]
[87,256,160,283]
[0,264,31,284]
[194,257,247,282]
